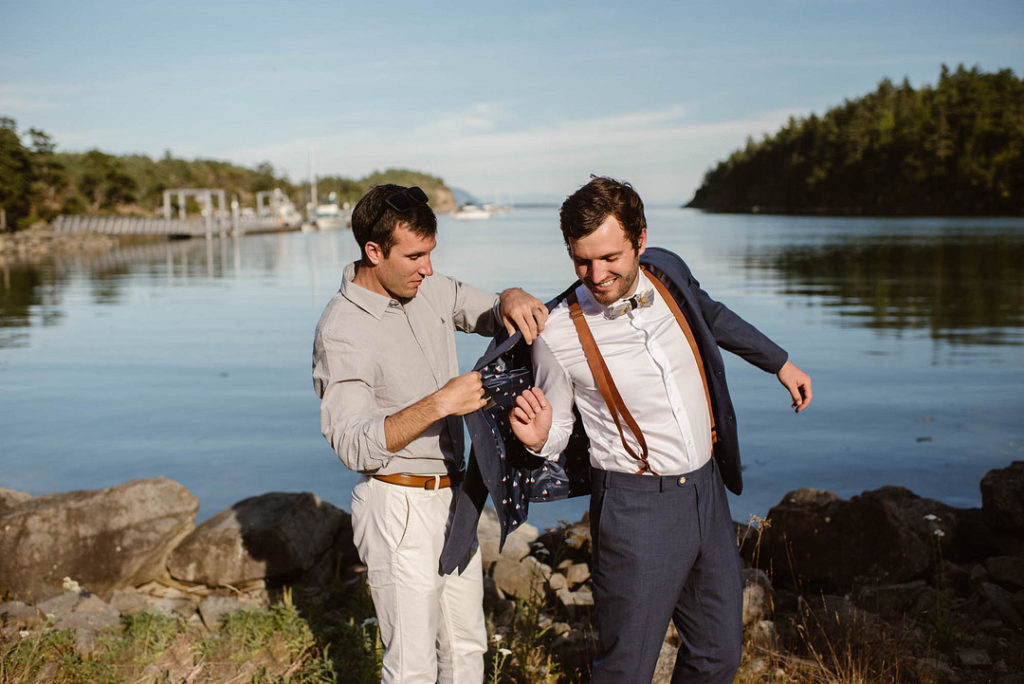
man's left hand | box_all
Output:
[777,360,813,413]
[499,288,548,344]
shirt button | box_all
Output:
[677,476,687,486]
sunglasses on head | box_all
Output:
[366,186,429,230]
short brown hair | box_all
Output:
[351,184,437,259]
[559,176,646,251]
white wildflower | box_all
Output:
[933,529,945,537]
[499,648,512,656]
[19,630,30,638]
[923,514,939,521]
[491,633,504,644]
[361,617,378,627]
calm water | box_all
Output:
[2,208,1022,530]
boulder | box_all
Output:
[492,555,551,601]
[536,516,592,565]
[747,619,779,650]
[37,589,122,655]
[986,556,1024,590]
[742,574,772,626]
[167,492,352,587]
[549,626,594,680]
[0,487,31,515]
[555,586,594,608]
[0,477,198,602]
[855,580,930,619]
[477,506,538,573]
[752,486,969,592]
[905,657,958,684]
[564,562,590,588]
[198,594,252,631]
[0,600,46,632]
[979,582,1024,628]
[981,461,1024,535]
[108,587,198,618]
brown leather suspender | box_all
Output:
[566,267,717,476]
[644,268,718,447]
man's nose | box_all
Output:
[589,261,608,283]
[419,256,433,277]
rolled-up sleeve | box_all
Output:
[313,329,392,473]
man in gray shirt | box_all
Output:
[312,184,547,683]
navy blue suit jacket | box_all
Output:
[440,247,788,574]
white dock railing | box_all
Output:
[53,214,288,237]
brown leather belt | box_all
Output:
[373,473,451,489]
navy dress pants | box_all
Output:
[588,459,743,684]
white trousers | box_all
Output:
[351,476,486,684]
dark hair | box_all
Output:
[351,184,437,259]
[559,176,646,251]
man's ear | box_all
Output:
[364,241,384,266]
[637,228,647,256]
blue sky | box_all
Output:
[2,0,1021,203]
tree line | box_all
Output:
[687,65,1024,215]
[0,117,450,231]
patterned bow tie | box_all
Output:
[605,288,655,319]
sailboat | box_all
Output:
[315,192,350,231]
[307,148,351,231]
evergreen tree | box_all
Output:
[0,117,34,230]
[688,65,1024,215]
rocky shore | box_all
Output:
[2,463,1023,683]
[0,224,122,265]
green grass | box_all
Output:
[0,585,376,683]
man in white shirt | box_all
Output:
[313,184,548,683]
[509,177,812,683]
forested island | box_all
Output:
[0,117,452,231]
[687,65,1024,216]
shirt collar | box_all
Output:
[339,262,397,319]
[576,270,654,318]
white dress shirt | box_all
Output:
[532,271,713,475]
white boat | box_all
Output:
[451,203,492,220]
[315,192,351,231]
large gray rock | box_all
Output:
[0,477,198,602]
[37,589,122,655]
[981,461,1024,535]
[751,486,965,592]
[167,492,352,587]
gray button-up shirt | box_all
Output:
[312,262,501,475]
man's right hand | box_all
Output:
[509,386,552,452]
[436,371,488,417]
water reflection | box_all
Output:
[1,239,228,349]
[0,265,65,347]
[743,231,1024,346]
